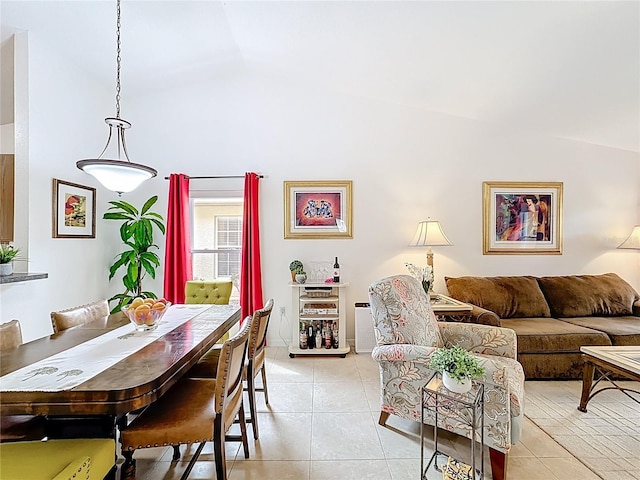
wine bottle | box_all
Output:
[299,324,308,349]
[333,257,340,283]
[308,324,314,349]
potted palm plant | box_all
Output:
[103,196,166,313]
[429,345,485,393]
[0,244,21,276]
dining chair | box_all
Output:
[119,314,253,480]
[368,275,526,480]
[186,280,233,343]
[0,320,47,443]
[0,437,116,480]
[50,299,110,333]
[187,298,274,440]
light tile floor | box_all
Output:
[121,347,603,480]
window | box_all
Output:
[191,199,243,302]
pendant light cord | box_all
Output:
[115,0,122,119]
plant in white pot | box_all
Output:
[0,244,21,276]
[429,345,485,394]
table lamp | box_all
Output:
[409,219,453,291]
[617,225,640,250]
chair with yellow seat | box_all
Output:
[188,299,274,440]
[0,438,116,480]
[185,280,233,342]
[0,320,47,443]
[119,314,252,480]
[50,299,110,333]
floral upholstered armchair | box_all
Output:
[368,275,525,480]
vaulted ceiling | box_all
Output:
[2,1,639,152]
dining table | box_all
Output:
[0,303,241,438]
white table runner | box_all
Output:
[0,304,211,392]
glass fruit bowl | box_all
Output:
[122,299,171,332]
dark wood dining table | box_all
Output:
[0,304,241,436]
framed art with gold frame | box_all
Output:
[284,180,353,239]
[52,178,96,238]
[483,181,562,255]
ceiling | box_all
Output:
[2,0,639,152]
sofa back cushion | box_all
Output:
[445,276,551,319]
[537,273,640,318]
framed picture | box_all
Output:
[483,181,563,255]
[52,179,96,238]
[284,180,353,239]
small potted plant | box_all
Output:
[429,345,485,394]
[0,244,20,276]
[295,269,307,284]
[289,260,303,282]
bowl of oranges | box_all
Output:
[122,297,170,332]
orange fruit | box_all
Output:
[134,304,151,324]
[130,297,144,309]
[143,298,155,305]
[155,298,168,305]
[151,302,166,311]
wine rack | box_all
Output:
[288,282,350,358]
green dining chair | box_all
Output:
[185,280,233,342]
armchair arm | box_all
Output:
[468,304,501,326]
[439,323,517,359]
[372,344,438,363]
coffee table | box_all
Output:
[578,346,640,412]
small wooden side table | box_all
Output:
[430,294,474,322]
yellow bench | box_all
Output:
[0,438,115,480]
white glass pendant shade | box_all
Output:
[77,0,156,195]
[617,226,640,250]
[77,117,156,195]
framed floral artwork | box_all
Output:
[52,179,96,238]
[284,180,353,239]
[483,181,563,254]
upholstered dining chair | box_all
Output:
[0,320,46,443]
[185,280,233,305]
[368,275,526,480]
[50,299,110,333]
[186,280,233,343]
[188,298,274,440]
[119,315,253,480]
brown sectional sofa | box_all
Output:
[444,273,640,379]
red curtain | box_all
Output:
[240,172,263,320]
[163,173,192,304]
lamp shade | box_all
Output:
[77,159,156,194]
[409,220,453,247]
[617,225,640,250]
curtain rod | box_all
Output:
[163,174,264,180]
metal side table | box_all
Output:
[420,372,484,480]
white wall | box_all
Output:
[3,31,639,345]
[0,31,116,342]
[127,69,639,347]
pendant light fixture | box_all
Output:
[77,0,156,195]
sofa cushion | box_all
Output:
[500,317,611,354]
[558,316,640,346]
[537,273,640,318]
[445,276,551,319]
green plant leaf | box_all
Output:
[110,200,139,216]
[140,196,158,215]
[103,212,133,221]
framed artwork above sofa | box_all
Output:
[483,181,563,255]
